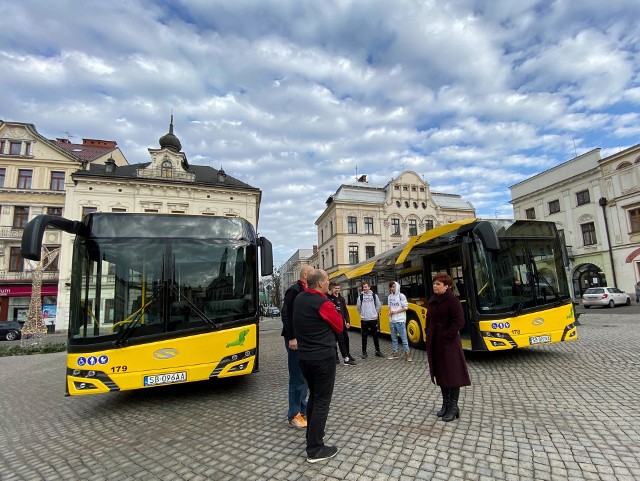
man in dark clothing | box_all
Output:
[293,269,343,463]
[281,265,313,429]
[327,282,356,365]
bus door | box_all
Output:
[423,248,471,341]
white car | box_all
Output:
[582,287,631,308]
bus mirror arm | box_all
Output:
[457,221,500,252]
[21,214,86,260]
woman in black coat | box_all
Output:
[426,272,471,422]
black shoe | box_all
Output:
[362,352,368,359]
[307,445,338,463]
[343,358,357,366]
[375,351,384,358]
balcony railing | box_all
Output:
[0,270,59,281]
[136,168,196,182]
[0,227,25,239]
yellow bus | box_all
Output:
[21,213,273,395]
[332,218,578,351]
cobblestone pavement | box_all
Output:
[1,313,639,481]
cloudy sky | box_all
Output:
[2,0,640,267]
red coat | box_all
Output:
[426,289,471,388]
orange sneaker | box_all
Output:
[289,413,307,428]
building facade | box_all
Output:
[279,248,315,301]
[0,120,126,324]
[510,145,640,299]
[315,170,475,276]
[54,120,262,330]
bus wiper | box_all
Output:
[113,285,163,347]
[166,283,220,329]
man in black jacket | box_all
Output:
[294,269,343,463]
[281,265,313,428]
[327,281,356,365]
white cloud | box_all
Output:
[1,0,639,264]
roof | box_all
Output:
[72,162,260,191]
[54,139,118,162]
[431,193,474,210]
[332,184,387,203]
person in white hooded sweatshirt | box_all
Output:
[387,281,412,361]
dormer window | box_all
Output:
[161,160,173,178]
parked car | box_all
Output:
[582,287,631,308]
[265,306,281,317]
[0,321,23,341]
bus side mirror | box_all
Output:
[259,236,273,276]
[21,215,84,261]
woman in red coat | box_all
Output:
[426,272,471,422]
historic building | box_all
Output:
[315,170,475,276]
[54,119,262,329]
[0,120,127,324]
[510,144,640,299]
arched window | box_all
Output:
[161,160,173,178]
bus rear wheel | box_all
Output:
[406,315,425,349]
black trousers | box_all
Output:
[298,356,336,456]
[361,319,380,353]
[335,322,351,359]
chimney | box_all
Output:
[312,245,318,255]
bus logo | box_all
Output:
[532,317,545,326]
[153,348,179,360]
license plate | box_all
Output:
[144,371,187,386]
[529,335,551,345]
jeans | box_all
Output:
[390,321,409,353]
[298,356,336,456]
[285,339,308,421]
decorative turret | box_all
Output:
[159,115,182,152]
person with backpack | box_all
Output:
[281,265,313,429]
[356,282,383,358]
[386,281,412,361]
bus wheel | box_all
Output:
[406,315,425,349]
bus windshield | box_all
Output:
[471,236,570,315]
[69,237,256,343]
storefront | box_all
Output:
[0,285,58,324]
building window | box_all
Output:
[321,254,325,269]
[161,160,173,178]
[548,199,560,214]
[0,168,5,187]
[391,218,401,236]
[425,220,434,230]
[408,219,417,236]
[525,208,536,219]
[145,209,159,213]
[420,187,425,192]
[105,299,115,324]
[111,208,126,212]
[47,207,63,216]
[10,142,22,155]
[25,142,32,156]
[365,245,375,259]
[329,221,333,236]
[9,247,24,271]
[396,201,401,207]
[44,246,60,271]
[629,208,640,233]
[17,169,32,189]
[394,185,400,190]
[349,245,359,264]
[46,207,63,228]
[50,171,65,191]
[364,217,374,234]
[321,229,324,243]
[330,247,334,266]
[581,222,597,246]
[576,190,590,206]
[347,216,357,234]
[13,206,29,228]
[0,140,5,153]
[82,207,98,218]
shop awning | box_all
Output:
[345,260,377,280]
